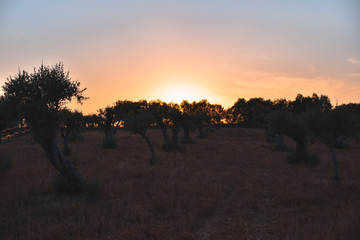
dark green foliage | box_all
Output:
[267,111,308,153]
[52,175,99,198]
[181,137,197,144]
[289,93,332,114]
[102,138,117,149]
[162,143,186,152]
[0,96,18,132]
[205,127,216,133]
[229,97,273,126]
[0,154,11,171]
[196,132,208,139]
[333,141,350,149]
[287,152,320,166]
[272,144,292,152]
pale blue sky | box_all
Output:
[1,0,359,112]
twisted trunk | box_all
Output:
[141,133,157,165]
[42,137,85,187]
[158,120,170,145]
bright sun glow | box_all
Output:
[153,82,211,104]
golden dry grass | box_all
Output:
[0,128,359,239]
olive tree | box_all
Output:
[124,109,158,165]
[165,103,185,152]
[148,100,171,146]
[3,63,87,190]
[306,108,353,184]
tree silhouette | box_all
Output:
[165,103,185,152]
[97,100,137,148]
[180,100,197,144]
[124,107,158,165]
[148,100,171,146]
[306,108,354,184]
[289,93,332,114]
[266,111,291,151]
[229,98,273,127]
[3,63,87,191]
[98,106,122,148]
[208,103,225,129]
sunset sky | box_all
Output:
[1,0,359,114]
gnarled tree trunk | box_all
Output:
[158,121,170,146]
[42,137,85,187]
[141,133,157,165]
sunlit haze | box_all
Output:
[1,0,359,113]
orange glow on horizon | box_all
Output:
[149,80,219,105]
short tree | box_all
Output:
[124,109,158,165]
[165,103,185,152]
[3,63,88,192]
[148,100,171,146]
[307,108,353,184]
[266,111,291,151]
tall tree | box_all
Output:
[3,63,87,190]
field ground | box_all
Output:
[0,128,359,239]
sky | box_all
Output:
[0,0,359,114]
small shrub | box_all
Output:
[272,144,292,152]
[181,138,197,144]
[287,152,320,166]
[333,141,350,149]
[205,127,216,133]
[196,134,208,139]
[0,154,11,171]
[266,136,277,143]
[102,139,117,149]
[163,143,186,152]
[52,175,100,199]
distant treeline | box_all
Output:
[81,93,357,129]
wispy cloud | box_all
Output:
[347,58,360,64]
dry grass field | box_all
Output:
[0,128,359,240]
